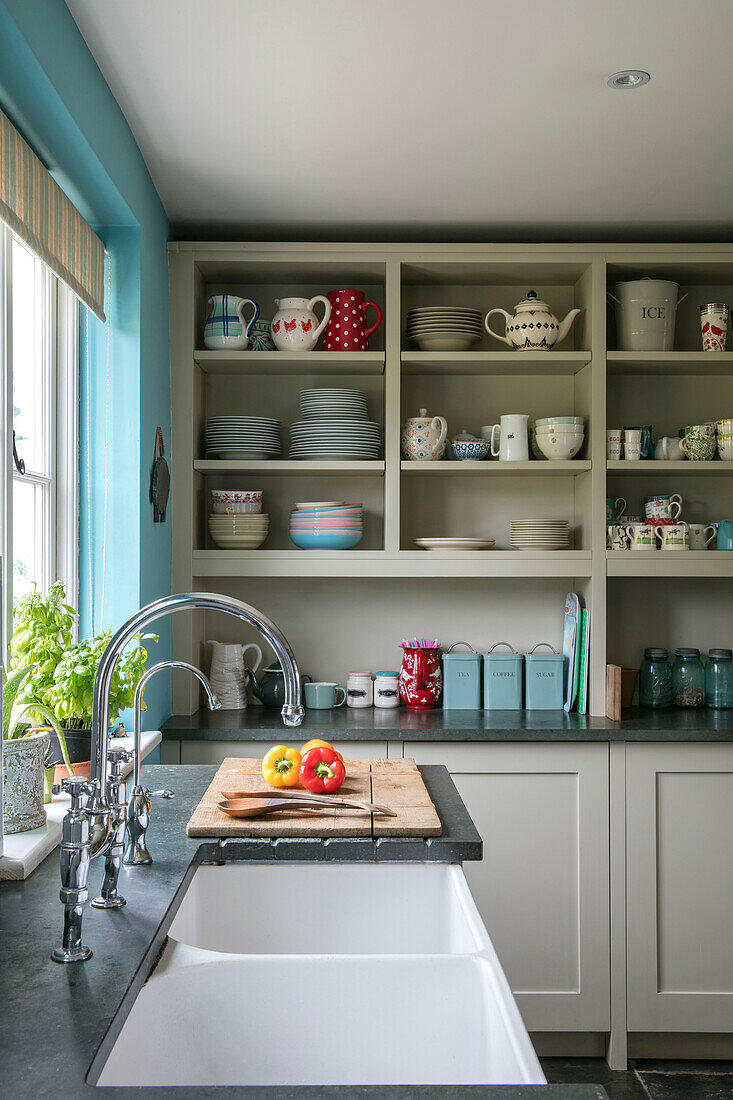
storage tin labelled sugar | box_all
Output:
[483,642,523,710]
[441,642,482,709]
[525,643,565,709]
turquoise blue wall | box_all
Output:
[0,0,172,743]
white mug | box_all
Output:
[627,523,656,550]
[655,521,689,550]
[688,523,717,550]
[717,434,733,461]
[623,428,642,461]
[606,429,622,460]
[490,413,529,461]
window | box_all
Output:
[0,225,79,638]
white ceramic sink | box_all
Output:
[167,862,487,955]
[96,862,545,1088]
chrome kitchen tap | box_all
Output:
[52,592,304,963]
[124,660,221,866]
[90,745,133,910]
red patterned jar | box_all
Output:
[399,647,442,710]
[323,289,383,351]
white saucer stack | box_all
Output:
[289,388,381,460]
[406,307,483,351]
[205,417,281,460]
[510,520,570,550]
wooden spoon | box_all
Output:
[217,798,329,820]
[221,788,397,817]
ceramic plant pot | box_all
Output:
[3,729,50,834]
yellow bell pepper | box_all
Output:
[300,738,343,762]
[262,745,302,788]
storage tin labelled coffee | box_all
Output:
[442,642,482,710]
[483,642,523,710]
[525,643,565,709]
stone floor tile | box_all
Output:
[639,1072,733,1100]
[540,1057,648,1099]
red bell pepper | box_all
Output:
[299,745,346,794]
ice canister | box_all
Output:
[441,642,482,710]
[525,643,565,709]
[483,642,523,709]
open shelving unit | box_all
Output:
[169,242,733,716]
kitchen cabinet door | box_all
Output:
[626,742,733,1033]
[179,739,390,764]
[412,742,610,1032]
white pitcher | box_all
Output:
[490,414,529,461]
[208,641,263,709]
[271,296,332,351]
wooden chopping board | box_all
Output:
[186,757,441,839]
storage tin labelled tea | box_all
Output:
[525,643,565,709]
[442,642,482,710]
[483,642,523,710]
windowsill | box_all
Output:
[0,730,162,880]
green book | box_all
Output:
[576,609,590,715]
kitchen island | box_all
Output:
[0,763,608,1099]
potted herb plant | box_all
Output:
[10,582,156,781]
[2,666,70,833]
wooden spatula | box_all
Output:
[221,788,397,817]
[217,798,330,820]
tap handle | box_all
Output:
[149,789,174,799]
[107,745,133,776]
[52,775,96,809]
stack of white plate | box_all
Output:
[511,520,570,551]
[290,387,381,459]
[300,388,368,420]
[406,307,483,351]
[289,420,381,459]
[205,417,281,460]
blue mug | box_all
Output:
[304,681,346,709]
[716,520,733,551]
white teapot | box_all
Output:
[485,291,581,351]
[271,295,331,351]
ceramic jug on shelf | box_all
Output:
[204,294,260,351]
[208,641,263,709]
[490,413,529,461]
[655,436,685,461]
[401,408,448,461]
[271,296,332,351]
[323,289,383,351]
[485,291,581,351]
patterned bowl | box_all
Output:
[448,438,491,461]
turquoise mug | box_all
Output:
[304,681,346,709]
[716,520,733,550]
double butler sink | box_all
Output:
[96,863,544,1088]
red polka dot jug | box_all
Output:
[323,289,383,351]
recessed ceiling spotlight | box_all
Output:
[607,70,651,90]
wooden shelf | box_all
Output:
[607,460,732,476]
[402,460,591,476]
[607,352,733,375]
[192,549,593,579]
[194,351,385,375]
[194,459,385,476]
[401,351,591,375]
[607,551,733,577]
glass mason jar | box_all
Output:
[672,648,705,708]
[639,648,672,708]
[705,648,733,709]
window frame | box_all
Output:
[0,222,79,651]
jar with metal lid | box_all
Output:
[346,671,373,708]
[705,648,733,709]
[374,671,400,709]
[483,643,523,710]
[525,643,565,710]
[442,643,482,710]
[672,648,705,708]
[639,648,672,707]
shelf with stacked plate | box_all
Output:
[194,351,386,375]
[401,351,592,375]
[195,459,386,476]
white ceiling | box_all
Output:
[66,0,733,240]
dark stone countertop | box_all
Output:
[0,764,610,1098]
[161,705,733,742]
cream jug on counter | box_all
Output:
[401,408,448,461]
[485,291,581,351]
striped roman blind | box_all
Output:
[0,108,106,320]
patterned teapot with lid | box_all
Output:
[400,408,448,461]
[485,291,581,351]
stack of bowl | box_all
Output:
[533,416,585,461]
[289,502,363,550]
[406,307,483,351]
[209,489,268,548]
